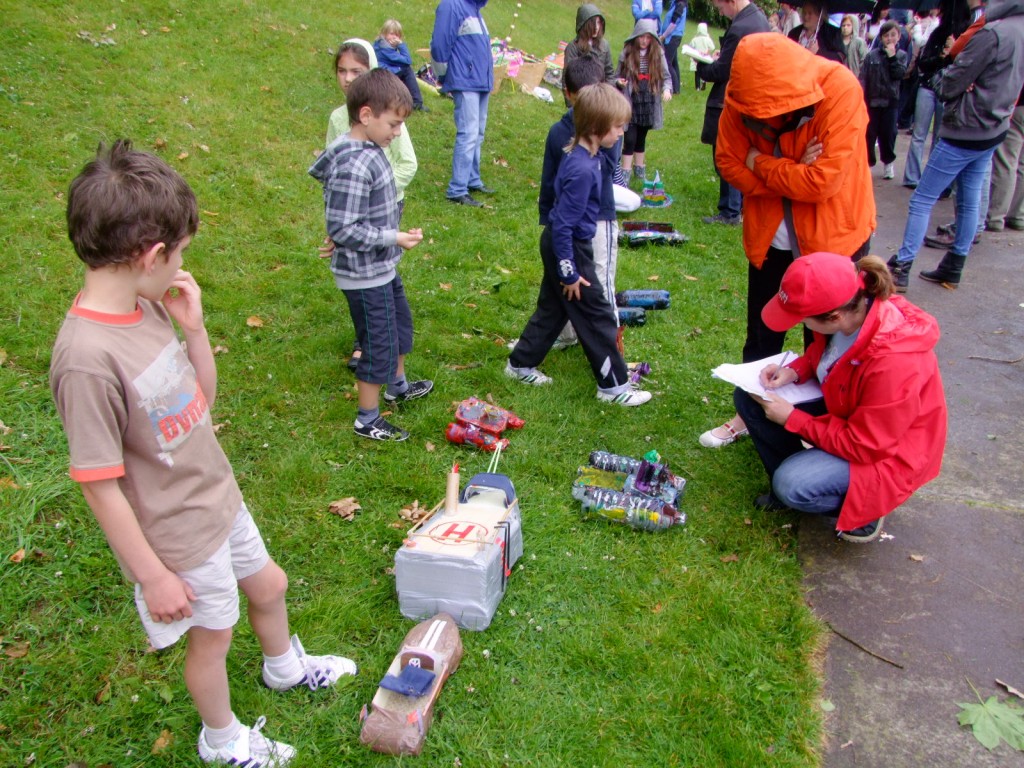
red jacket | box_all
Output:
[716,33,876,266]
[786,296,947,530]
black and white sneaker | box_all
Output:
[838,517,885,544]
[383,379,434,403]
[353,416,409,442]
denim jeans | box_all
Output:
[447,90,489,198]
[895,139,997,264]
[734,390,846,514]
[902,87,942,187]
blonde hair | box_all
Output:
[380,19,403,38]
[568,83,631,152]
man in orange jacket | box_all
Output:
[699,32,876,451]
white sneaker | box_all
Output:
[198,716,296,767]
[883,163,895,179]
[505,361,552,385]
[596,388,652,406]
[262,635,357,692]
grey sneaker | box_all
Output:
[505,361,552,385]
[838,518,884,544]
[383,379,434,403]
[354,416,409,442]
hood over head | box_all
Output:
[697,22,709,35]
[626,18,660,43]
[344,37,378,69]
[576,3,605,33]
[725,33,826,119]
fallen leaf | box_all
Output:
[651,603,663,613]
[260,85,272,92]
[212,421,229,433]
[461,333,472,339]
[199,144,210,153]
[478,289,490,295]
[246,315,264,328]
[201,210,219,217]
[743,518,752,526]
[160,26,171,33]
[684,274,699,281]
[464,303,477,308]
[909,554,924,562]
[647,275,660,281]
[719,553,739,563]
[957,695,1024,751]
[0,348,7,365]
[485,393,496,404]
[140,29,149,36]
[498,267,511,274]
[820,699,836,712]
[439,282,452,291]
[494,157,509,167]
[328,497,361,520]
[997,680,1024,701]
[0,421,10,435]
[154,138,167,150]
[425,441,436,452]
[177,151,189,160]
[4,641,29,659]
[151,729,173,754]
[0,478,21,490]
[9,549,25,564]
[95,679,110,703]
[212,345,229,355]
[399,500,431,522]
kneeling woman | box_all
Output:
[735,252,947,542]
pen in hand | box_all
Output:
[768,351,793,388]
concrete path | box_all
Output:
[798,134,1024,767]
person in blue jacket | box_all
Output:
[374,19,428,112]
[660,0,687,94]
[431,0,494,207]
[633,0,664,22]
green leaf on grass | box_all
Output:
[957,696,1024,751]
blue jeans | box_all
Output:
[896,140,997,264]
[447,90,489,198]
[902,87,942,187]
[734,390,847,514]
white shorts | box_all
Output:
[135,503,270,650]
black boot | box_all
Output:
[887,255,911,293]
[919,251,966,288]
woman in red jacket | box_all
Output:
[734,252,947,542]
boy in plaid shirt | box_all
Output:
[309,69,431,441]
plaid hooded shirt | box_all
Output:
[309,137,401,289]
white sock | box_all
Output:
[202,714,242,748]
[264,646,303,682]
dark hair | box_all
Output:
[66,140,198,269]
[879,20,899,38]
[564,53,605,95]
[810,255,894,320]
[346,69,412,125]
[334,41,370,74]
[577,15,605,50]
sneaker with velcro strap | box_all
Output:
[838,517,885,544]
[262,634,357,691]
[596,388,652,407]
[198,716,295,767]
[353,415,409,442]
[383,379,434,403]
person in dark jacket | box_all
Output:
[788,0,846,63]
[374,19,427,112]
[859,21,907,177]
[695,0,770,226]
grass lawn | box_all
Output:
[0,1,824,765]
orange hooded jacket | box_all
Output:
[716,33,876,267]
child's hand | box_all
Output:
[617,77,628,88]
[397,228,423,250]
[141,569,198,623]
[662,90,673,102]
[561,276,591,301]
[162,270,205,335]
[318,235,336,259]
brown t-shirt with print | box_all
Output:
[50,297,240,580]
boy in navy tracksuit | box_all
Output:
[538,54,621,349]
[507,83,652,406]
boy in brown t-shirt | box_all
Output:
[50,141,353,767]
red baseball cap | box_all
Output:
[761,252,861,332]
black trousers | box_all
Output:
[742,239,871,363]
[866,105,899,166]
[510,227,627,390]
[665,36,682,94]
